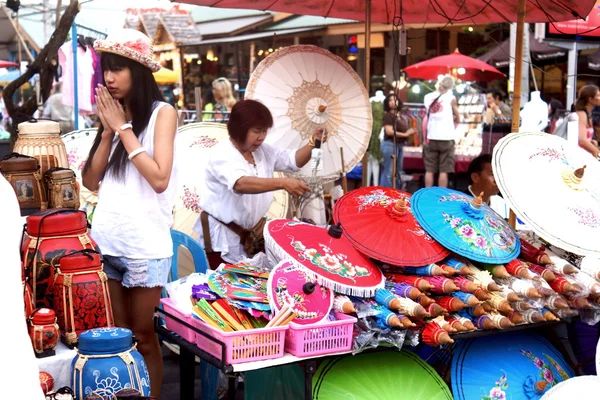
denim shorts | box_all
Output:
[103,255,171,288]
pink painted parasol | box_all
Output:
[267,260,333,325]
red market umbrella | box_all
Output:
[264,219,385,297]
[404,49,505,82]
[177,1,595,24]
[333,187,450,266]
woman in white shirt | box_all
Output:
[82,29,177,398]
[195,99,324,268]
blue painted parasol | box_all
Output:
[452,331,575,400]
[411,187,520,264]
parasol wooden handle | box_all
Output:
[575,165,586,179]
[318,105,327,113]
[391,196,408,215]
[472,192,484,208]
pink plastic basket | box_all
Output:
[190,317,288,364]
[160,298,196,344]
[285,313,356,357]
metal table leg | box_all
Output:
[228,375,236,400]
[180,345,196,400]
[304,360,317,400]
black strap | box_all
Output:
[58,248,101,262]
[427,94,443,120]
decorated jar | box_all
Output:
[28,308,59,356]
[53,249,114,345]
[0,152,47,213]
[14,120,68,168]
[22,208,98,308]
[44,167,80,210]
[72,328,150,399]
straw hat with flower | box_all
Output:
[93,29,161,73]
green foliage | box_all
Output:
[368,101,384,162]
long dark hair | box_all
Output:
[83,52,163,180]
[575,85,599,112]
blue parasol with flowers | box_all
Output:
[411,187,520,264]
[451,331,575,400]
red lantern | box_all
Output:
[22,209,98,308]
[39,371,54,394]
[53,249,114,345]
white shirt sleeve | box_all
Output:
[207,148,248,194]
[262,143,299,172]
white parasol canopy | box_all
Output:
[245,45,372,182]
[493,132,600,257]
[61,129,99,217]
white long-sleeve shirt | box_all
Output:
[194,139,299,263]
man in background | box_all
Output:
[485,88,512,123]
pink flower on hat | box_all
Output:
[124,39,150,55]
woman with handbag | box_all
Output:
[195,99,325,269]
[81,29,178,398]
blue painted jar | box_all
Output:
[71,327,150,399]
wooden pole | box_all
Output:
[508,0,526,229]
[341,147,348,194]
[194,87,202,122]
[361,0,371,187]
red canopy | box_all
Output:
[179,0,596,24]
[403,49,505,82]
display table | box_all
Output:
[155,307,577,400]
[36,342,77,389]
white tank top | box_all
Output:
[426,90,456,141]
[91,102,178,259]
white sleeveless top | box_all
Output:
[91,102,178,259]
[425,90,456,141]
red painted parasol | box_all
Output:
[403,49,505,82]
[333,187,450,266]
[264,219,385,297]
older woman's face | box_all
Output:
[244,126,267,153]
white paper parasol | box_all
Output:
[245,45,372,182]
[493,132,600,257]
[173,123,290,238]
[61,129,99,217]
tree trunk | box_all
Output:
[4,0,80,146]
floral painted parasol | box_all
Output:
[245,45,372,182]
[265,219,384,297]
[333,186,450,266]
[172,122,230,237]
[267,260,333,325]
[411,188,520,264]
[493,131,600,258]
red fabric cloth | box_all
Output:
[178,0,595,24]
[403,153,473,173]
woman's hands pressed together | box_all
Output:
[95,84,127,134]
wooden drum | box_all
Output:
[14,120,68,170]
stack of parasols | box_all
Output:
[262,129,600,348]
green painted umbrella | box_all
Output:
[312,350,453,399]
